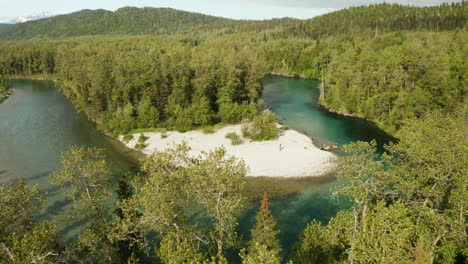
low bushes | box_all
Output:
[135,133,149,149]
[225,132,243,145]
[242,110,278,141]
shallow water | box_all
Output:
[0,78,391,260]
[236,76,394,260]
[262,75,394,151]
[0,80,138,235]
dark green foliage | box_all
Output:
[122,134,133,143]
[295,211,352,264]
[0,3,466,263]
[0,3,465,135]
[137,97,159,128]
[112,143,247,261]
[135,134,148,149]
[244,110,278,141]
[260,30,466,133]
[138,134,148,143]
[281,3,466,39]
[0,76,8,102]
[0,7,296,40]
[297,113,468,263]
[0,35,267,135]
[0,180,62,264]
[241,192,281,264]
[50,146,121,263]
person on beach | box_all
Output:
[279,143,282,151]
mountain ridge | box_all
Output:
[0,3,465,40]
[0,7,296,40]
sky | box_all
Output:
[0,0,462,23]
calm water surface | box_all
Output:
[0,78,392,260]
[236,76,394,259]
[263,75,394,150]
[0,80,137,235]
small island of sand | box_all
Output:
[119,124,336,177]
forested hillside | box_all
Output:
[0,7,296,40]
[0,23,13,32]
[1,30,464,134]
[261,30,466,133]
[0,36,266,134]
[0,2,467,264]
[281,2,466,38]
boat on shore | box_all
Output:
[321,144,339,151]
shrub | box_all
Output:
[122,134,133,143]
[138,133,149,143]
[135,133,149,149]
[135,142,146,150]
[244,110,278,141]
[225,132,243,145]
[241,123,250,138]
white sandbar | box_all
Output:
[119,124,336,177]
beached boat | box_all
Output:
[321,144,339,151]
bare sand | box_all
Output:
[119,125,336,177]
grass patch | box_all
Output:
[135,134,148,149]
[129,127,161,134]
[122,134,133,143]
[202,126,215,134]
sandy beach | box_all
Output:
[119,125,336,177]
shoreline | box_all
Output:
[119,124,337,178]
[9,75,397,139]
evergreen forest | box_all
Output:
[0,2,466,264]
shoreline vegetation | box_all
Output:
[0,3,466,263]
[118,123,336,177]
[0,78,9,103]
[6,74,398,139]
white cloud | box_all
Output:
[1,11,55,24]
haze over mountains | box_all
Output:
[0,3,464,40]
[0,24,13,32]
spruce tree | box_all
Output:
[241,192,282,264]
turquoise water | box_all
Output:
[262,75,395,151]
[0,78,391,260]
[236,76,394,260]
[0,80,137,233]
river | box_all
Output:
[0,77,393,260]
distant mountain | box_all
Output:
[0,24,13,33]
[0,7,296,40]
[281,2,466,38]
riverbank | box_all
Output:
[0,82,10,103]
[119,124,336,177]
[0,90,9,103]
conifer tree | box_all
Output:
[241,192,282,264]
[414,239,430,264]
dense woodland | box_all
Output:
[0,7,295,40]
[0,24,12,33]
[1,111,465,264]
[0,2,467,264]
[281,3,466,39]
[0,30,465,134]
